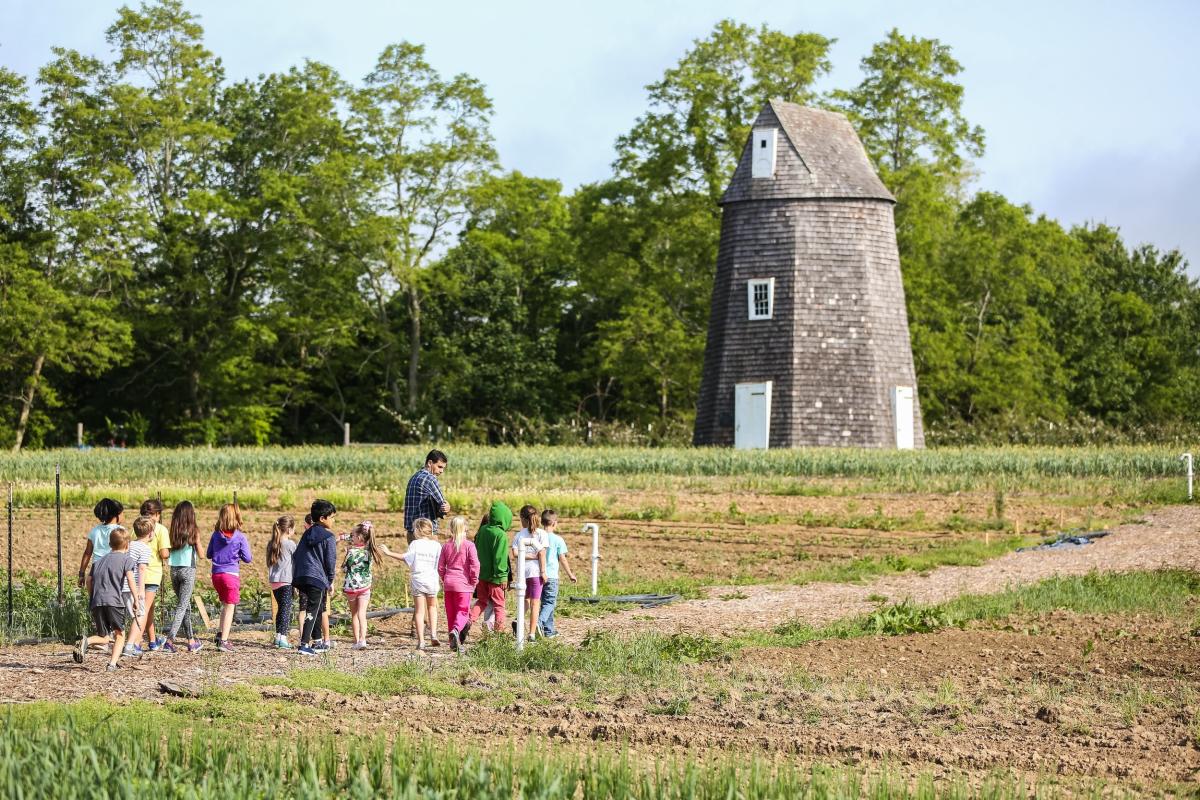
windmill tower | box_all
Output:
[693,100,924,449]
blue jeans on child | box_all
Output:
[538,579,559,635]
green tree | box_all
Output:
[835,28,984,181]
[352,42,496,418]
[215,62,369,444]
[617,20,832,204]
[836,30,988,431]
[0,57,136,451]
[423,172,575,435]
[918,193,1070,427]
[100,0,242,443]
[1066,226,1199,425]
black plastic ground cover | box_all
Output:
[568,594,680,608]
[230,606,412,630]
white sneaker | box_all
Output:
[352,641,367,651]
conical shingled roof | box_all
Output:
[721,100,894,205]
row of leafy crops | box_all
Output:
[0,445,1190,488]
[0,703,1058,799]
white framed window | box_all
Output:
[747,278,774,320]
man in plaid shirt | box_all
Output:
[404,449,451,542]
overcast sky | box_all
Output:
[5,0,1198,273]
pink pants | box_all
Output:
[444,590,472,635]
[470,581,506,631]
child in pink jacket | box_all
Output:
[438,516,479,652]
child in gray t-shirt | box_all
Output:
[74,527,141,671]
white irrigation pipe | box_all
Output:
[583,523,600,596]
[1182,453,1194,501]
[515,543,526,652]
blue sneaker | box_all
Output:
[148,637,165,651]
[297,645,317,656]
[122,644,143,658]
[161,640,178,654]
[312,640,329,652]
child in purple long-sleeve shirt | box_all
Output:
[206,503,252,652]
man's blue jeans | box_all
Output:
[538,579,559,635]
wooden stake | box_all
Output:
[194,594,213,631]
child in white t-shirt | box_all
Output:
[510,504,548,643]
[382,517,441,650]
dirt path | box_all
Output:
[576,505,1200,637]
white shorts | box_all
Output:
[411,577,439,597]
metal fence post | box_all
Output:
[55,463,63,603]
[515,544,526,652]
[583,523,601,596]
[1182,453,1194,501]
[7,483,13,628]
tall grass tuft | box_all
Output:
[0,571,89,643]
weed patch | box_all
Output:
[768,570,1200,647]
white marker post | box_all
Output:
[1182,453,1194,501]
[583,523,600,597]
[515,543,526,652]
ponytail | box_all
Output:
[267,515,295,568]
[519,504,539,535]
[352,521,383,566]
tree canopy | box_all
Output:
[0,3,1194,448]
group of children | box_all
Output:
[72,495,577,668]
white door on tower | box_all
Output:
[892,386,914,449]
[734,382,772,449]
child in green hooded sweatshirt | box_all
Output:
[466,501,512,636]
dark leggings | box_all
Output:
[272,585,294,637]
[296,581,325,645]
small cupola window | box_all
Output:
[751,128,777,179]
[747,278,774,320]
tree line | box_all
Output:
[1,1,1195,450]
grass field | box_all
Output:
[0,701,1090,800]
[0,444,1192,486]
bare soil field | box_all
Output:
[2,505,1198,791]
[3,483,1143,589]
[580,505,1200,637]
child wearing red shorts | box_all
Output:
[206,503,252,652]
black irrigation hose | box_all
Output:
[569,594,680,608]
[228,606,413,631]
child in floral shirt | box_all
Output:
[343,521,381,650]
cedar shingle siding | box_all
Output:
[694,101,925,449]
